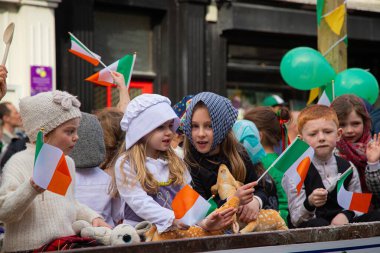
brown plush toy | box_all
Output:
[211,164,288,233]
[144,196,240,241]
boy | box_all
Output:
[283,105,380,228]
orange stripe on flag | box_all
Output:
[350,192,372,213]
[172,185,199,219]
[68,49,100,66]
[47,155,72,196]
[296,157,311,195]
[85,73,114,87]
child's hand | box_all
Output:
[92,217,112,229]
[29,178,45,193]
[234,181,257,206]
[330,213,349,226]
[110,71,126,87]
[238,198,260,223]
[199,207,237,231]
[367,133,380,163]
[173,219,190,230]
[308,188,328,207]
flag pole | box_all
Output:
[338,165,353,181]
[332,79,335,100]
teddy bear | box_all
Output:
[72,220,146,245]
[211,164,288,233]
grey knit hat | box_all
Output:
[19,90,82,142]
[183,92,238,150]
[70,112,105,168]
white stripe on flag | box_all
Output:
[284,147,314,186]
[33,144,63,189]
[178,196,211,226]
[99,61,118,83]
[317,91,331,106]
[338,185,353,210]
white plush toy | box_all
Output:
[72,220,141,245]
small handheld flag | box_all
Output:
[33,130,72,196]
[337,167,372,213]
[68,32,102,66]
[86,53,136,88]
[258,137,314,195]
[172,185,211,226]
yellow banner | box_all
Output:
[307,88,320,105]
[325,4,345,35]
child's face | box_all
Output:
[300,118,342,161]
[145,119,174,159]
[339,110,364,143]
[191,107,214,154]
[44,118,80,155]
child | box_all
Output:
[183,92,267,224]
[71,112,122,227]
[331,94,373,192]
[244,106,289,223]
[283,104,380,228]
[115,94,237,233]
[0,91,108,252]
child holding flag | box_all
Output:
[183,92,267,224]
[283,105,380,228]
[0,91,109,252]
[114,94,237,234]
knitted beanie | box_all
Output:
[120,94,180,150]
[183,92,238,150]
[232,120,265,164]
[70,112,105,168]
[19,90,82,142]
[172,95,193,134]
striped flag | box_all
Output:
[272,138,314,195]
[86,54,136,87]
[68,32,101,66]
[33,131,72,196]
[172,185,211,226]
[337,168,372,213]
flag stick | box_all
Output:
[338,165,353,181]
[332,79,335,100]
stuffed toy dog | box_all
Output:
[211,164,288,233]
[72,220,141,245]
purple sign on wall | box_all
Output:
[31,66,52,96]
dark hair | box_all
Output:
[0,102,11,120]
[244,106,290,147]
[330,94,371,130]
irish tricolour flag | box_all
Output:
[270,138,314,195]
[68,32,101,66]
[33,131,72,196]
[337,168,372,213]
[172,185,211,226]
[86,54,136,87]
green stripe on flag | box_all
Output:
[337,168,352,192]
[272,138,310,174]
[34,131,44,165]
[117,54,136,86]
[69,34,94,56]
[317,0,325,26]
[206,198,218,216]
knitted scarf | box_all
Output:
[336,125,371,192]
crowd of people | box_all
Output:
[0,67,380,252]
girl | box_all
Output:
[183,92,266,224]
[0,91,108,252]
[115,94,237,233]
[244,106,290,224]
[331,94,374,192]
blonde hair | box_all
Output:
[115,135,189,195]
[184,130,247,183]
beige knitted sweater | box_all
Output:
[0,144,101,252]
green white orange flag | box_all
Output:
[33,130,72,196]
[86,54,136,87]
[261,138,313,195]
[68,32,101,66]
[172,185,211,226]
[337,167,372,213]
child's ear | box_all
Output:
[297,134,303,140]
[337,128,343,141]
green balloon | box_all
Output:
[327,68,379,104]
[280,47,336,90]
